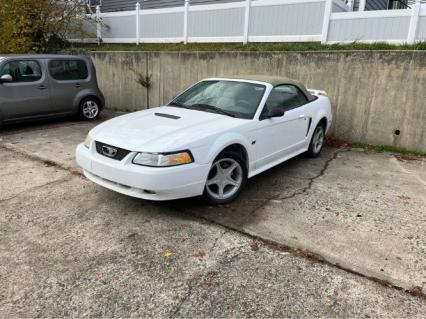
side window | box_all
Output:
[265,84,309,113]
[49,60,88,81]
[0,60,42,82]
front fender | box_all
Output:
[194,132,252,166]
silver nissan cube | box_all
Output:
[0,54,104,125]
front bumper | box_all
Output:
[76,143,210,201]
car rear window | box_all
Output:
[49,59,88,81]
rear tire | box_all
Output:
[203,151,248,205]
[307,123,325,158]
[79,97,101,121]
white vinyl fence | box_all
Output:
[75,0,426,44]
[327,5,426,43]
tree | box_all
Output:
[0,0,95,53]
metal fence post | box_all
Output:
[243,0,251,45]
[407,2,421,44]
[321,0,333,44]
[136,2,140,45]
[184,0,190,44]
[96,5,101,45]
[358,0,366,11]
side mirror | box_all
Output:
[261,108,284,120]
[267,108,285,118]
[0,74,13,83]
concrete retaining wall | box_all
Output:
[91,51,426,152]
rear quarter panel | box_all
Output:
[309,95,333,134]
[70,57,104,113]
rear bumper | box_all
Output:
[76,143,210,201]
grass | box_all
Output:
[350,142,426,157]
[69,41,426,53]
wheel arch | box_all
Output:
[206,135,252,172]
[317,117,327,130]
[203,141,250,205]
[216,143,249,171]
[79,95,103,109]
[73,91,104,113]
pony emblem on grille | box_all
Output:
[102,145,118,158]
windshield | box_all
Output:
[169,80,267,119]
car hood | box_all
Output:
[91,106,247,152]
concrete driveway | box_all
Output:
[0,113,425,317]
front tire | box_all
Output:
[203,151,247,205]
[79,97,101,121]
[307,123,325,158]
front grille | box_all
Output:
[95,142,131,161]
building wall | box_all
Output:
[98,0,244,12]
[365,0,390,10]
[96,0,420,13]
[98,0,393,13]
[353,0,403,11]
[90,51,426,152]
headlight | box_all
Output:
[83,134,93,149]
[133,151,193,167]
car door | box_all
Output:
[47,59,90,113]
[253,84,310,169]
[0,59,50,121]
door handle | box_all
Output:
[299,115,306,118]
[75,83,81,88]
[38,85,47,90]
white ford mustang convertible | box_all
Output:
[76,76,332,204]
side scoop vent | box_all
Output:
[154,113,181,120]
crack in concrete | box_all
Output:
[209,228,229,252]
[2,143,424,299]
[0,143,82,177]
[232,147,348,230]
[0,177,71,204]
[275,147,348,201]
[168,283,193,318]
[0,122,82,136]
[167,243,245,318]
[174,147,426,299]
[179,209,426,300]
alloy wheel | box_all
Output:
[312,126,325,154]
[206,158,243,201]
[82,100,99,119]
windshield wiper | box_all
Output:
[190,104,236,118]
[169,101,191,109]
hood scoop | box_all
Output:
[154,112,181,120]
